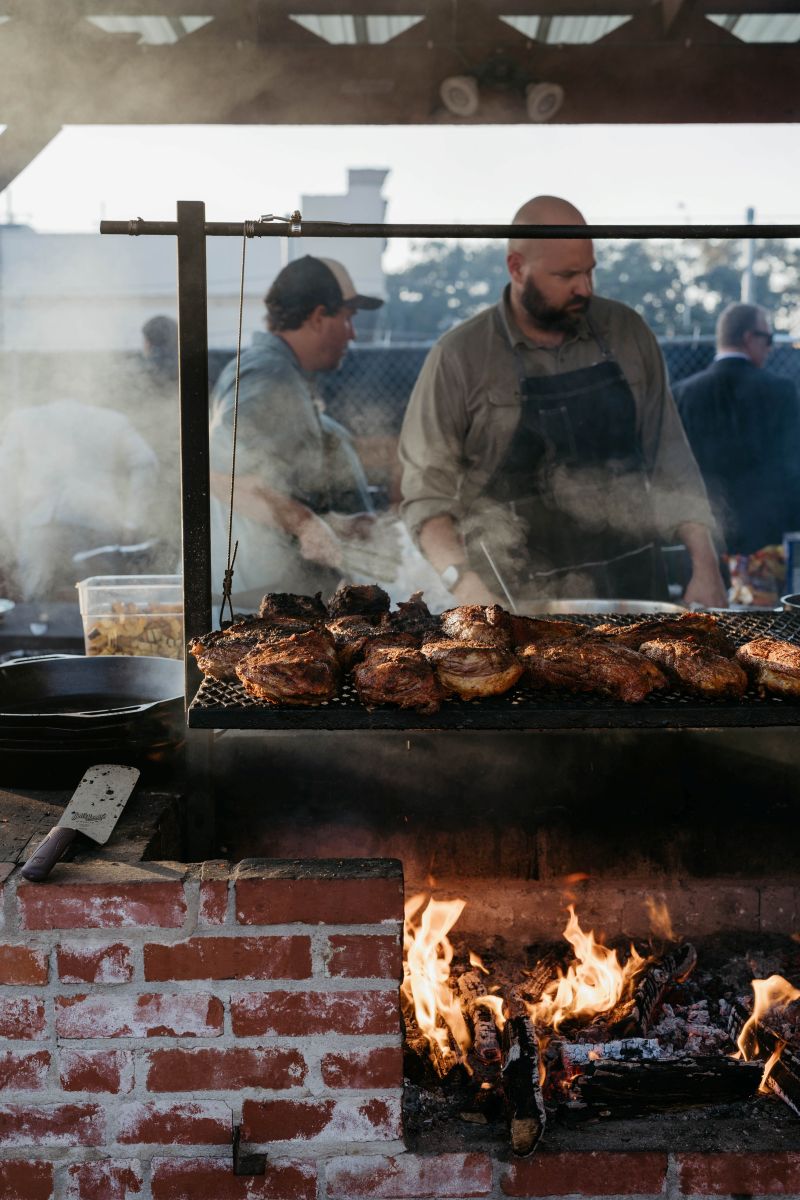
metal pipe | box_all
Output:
[101,220,800,240]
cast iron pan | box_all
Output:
[0,655,184,719]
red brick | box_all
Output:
[243,1097,401,1143]
[236,877,403,925]
[0,996,46,1039]
[18,882,186,929]
[327,1153,493,1197]
[501,1152,668,1196]
[147,1046,306,1092]
[151,1157,316,1200]
[677,1152,800,1194]
[0,1049,51,1090]
[0,1103,104,1147]
[144,936,311,981]
[56,993,224,1038]
[231,989,398,1036]
[57,942,133,983]
[322,1045,403,1089]
[0,945,49,985]
[326,935,402,979]
[117,1100,231,1145]
[0,1160,53,1200]
[199,880,228,925]
[59,1048,133,1093]
[66,1160,143,1200]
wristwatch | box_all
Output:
[440,562,468,591]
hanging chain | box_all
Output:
[218,227,249,628]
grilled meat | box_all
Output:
[440,604,512,648]
[508,614,584,649]
[421,639,523,700]
[638,638,748,699]
[735,637,800,697]
[353,645,443,714]
[227,616,312,639]
[380,591,440,640]
[520,639,668,703]
[258,591,328,623]
[592,613,736,657]
[189,628,262,681]
[236,629,339,705]
[328,583,391,620]
[325,616,418,670]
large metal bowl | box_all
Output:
[781,594,800,613]
[517,598,688,616]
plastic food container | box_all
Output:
[76,575,183,659]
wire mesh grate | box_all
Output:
[188,610,800,731]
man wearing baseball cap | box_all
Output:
[209,255,383,606]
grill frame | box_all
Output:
[187,611,800,731]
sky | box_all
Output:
[4,122,800,270]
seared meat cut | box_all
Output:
[328,583,391,620]
[236,629,339,706]
[258,592,328,623]
[508,615,584,649]
[227,616,312,639]
[380,591,440,640]
[593,613,736,658]
[519,639,668,703]
[189,628,262,681]
[353,645,443,714]
[440,604,512,648]
[325,616,418,670]
[421,639,523,700]
[735,638,800,697]
[638,638,748,699]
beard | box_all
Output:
[520,277,589,332]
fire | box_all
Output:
[530,906,645,1031]
[645,895,675,943]
[402,894,471,1058]
[737,974,800,1089]
[473,993,507,1032]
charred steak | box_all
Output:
[235,629,339,706]
[353,645,443,714]
[328,583,391,620]
[519,639,668,703]
[638,638,748,699]
[735,638,800,698]
[592,613,736,658]
[440,604,512,648]
[421,639,524,700]
[508,615,585,649]
[258,591,328,623]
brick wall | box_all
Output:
[3,857,800,1199]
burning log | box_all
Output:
[728,997,800,1118]
[457,970,502,1064]
[402,1003,465,1081]
[575,1055,762,1113]
[608,942,697,1038]
[501,1014,546,1156]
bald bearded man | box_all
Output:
[399,196,727,608]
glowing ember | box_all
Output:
[402,894,471,1058]
[737,973,800,1089]
[530,906,645,1031]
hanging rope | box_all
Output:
[218,226,248,628]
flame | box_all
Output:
[402,894,471,1057]
[737,974,800,1083]
[469,950,490,975]
[645,895,675,943]
[530,906,645,1031]
[473,993,507,1032]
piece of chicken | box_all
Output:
[592,613,736,658]
[519,639,668,703]
[421,639,524,700]
[735,637,800,698]
[638,638,748,699]
[328,583,391,620]
[258,592,328,623]
[508,614,585,650]
[440,604,512,648]
[236,629,340,706]
[353,645,444,714]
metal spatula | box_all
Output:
[20,764,140,882]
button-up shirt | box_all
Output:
[399,290,714,545]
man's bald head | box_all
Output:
[508,195,587,258]
[506,196,595,336]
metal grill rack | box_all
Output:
[188,611,800,731]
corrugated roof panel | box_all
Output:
[364,16,424,43]
[708,13,800,42]
[289,14,356,43]
[85,15,213,45]
[546,15,631,43]
[499,15,542,38]
[289,14,423,43]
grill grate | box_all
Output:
[188,611,800,731]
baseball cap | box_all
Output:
[267,255,383,312]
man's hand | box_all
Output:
[296,512,343,569]
[451,569,504,607]
[325,511,377,541]
[683,570,729,609]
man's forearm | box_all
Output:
[678,521,728,607]
[418,513,467,573]
[210,470,313,536]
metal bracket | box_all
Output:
[232,1123,267,1176]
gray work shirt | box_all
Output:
[399,291,715,555]
[209,330,371,600]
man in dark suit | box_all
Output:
[673,302,800,555]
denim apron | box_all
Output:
[480,309,668,600]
